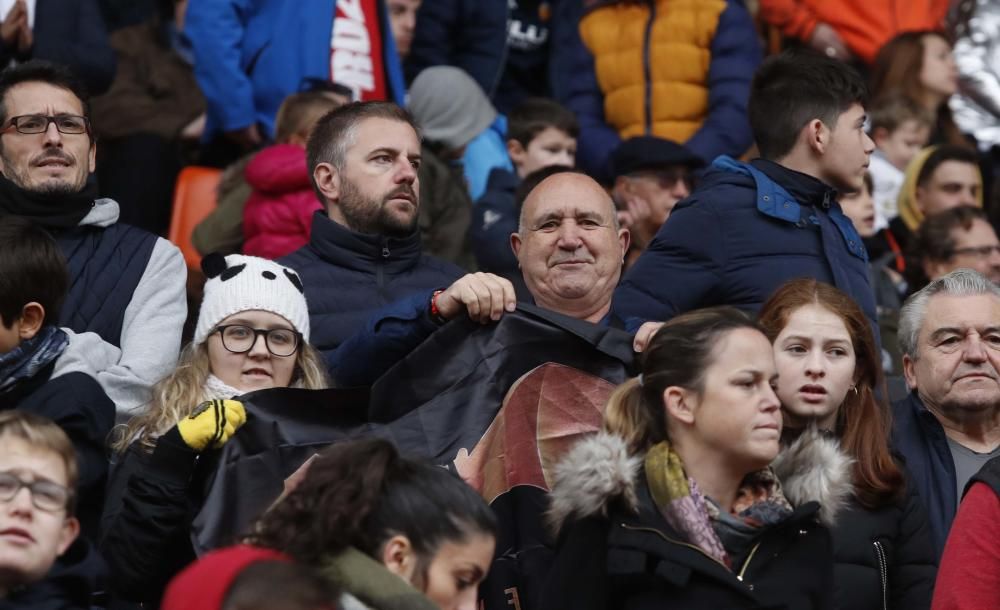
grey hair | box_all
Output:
[898,269,1000,358]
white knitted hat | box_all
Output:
[194,253,310,346]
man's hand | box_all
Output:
[617,193,657,251]
[1,1,26,48]
[434,273,517,324]
[15,18,31,54]
[633,321,664,352]
[808,23,852,62]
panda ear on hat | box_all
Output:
[202,253,228,279]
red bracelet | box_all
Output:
[430,289,447,323]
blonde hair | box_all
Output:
[0,411,77,512]
[114,341,329,453]
[274,92,345,144]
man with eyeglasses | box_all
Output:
[609,136,703,268]
[0,60,187,419]
[916,206,1000,288]
[0,411,80,605]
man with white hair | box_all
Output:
[893,268,1000,556]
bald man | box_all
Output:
[328,172,650,386]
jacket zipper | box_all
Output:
[620,523,762,586]
[641,1,655,134]
[377,244,390,290]
[873,540,888,610]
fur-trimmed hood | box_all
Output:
[547,427,853,535]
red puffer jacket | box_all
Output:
[242,144,322,259]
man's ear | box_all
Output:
[922,256,945,283]
[510,232,522,258]
[618,227,630,258]
[380,534,416,583]
[313,162,340,208]
[56,516,80,556]
[914,185,928,214]
[902,354,918,390]
[17,302,45,341]
[805,118,829,155]
[663,386,696,426]
[88,139,97,174]
[508,139,527,176]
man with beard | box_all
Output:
[894,268,1000,556]
[0,60,186,418]
[280,101,463,354]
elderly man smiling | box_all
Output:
[327,171,648,385]
[892,268,1000,556]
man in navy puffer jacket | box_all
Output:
[280,101,463,357]
[614,50,879,339]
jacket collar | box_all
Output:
[307,211,424,274]
[548,428,853,536]
[712,156,867,261]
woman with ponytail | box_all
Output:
[249,438,497,610]
[758,278,937,610]
[543,306,851,610]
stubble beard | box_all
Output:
[338,177,418,238]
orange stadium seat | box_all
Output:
[168,166,221,271]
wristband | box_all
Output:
[430,289,448,324]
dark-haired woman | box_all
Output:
[249,438,497,610]
[759,278,937,609]
[543,307,852,609]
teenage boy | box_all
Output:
[867,94,933,229]
[0,410,81,605]
[614,50,878,337]
[470,97,578,278]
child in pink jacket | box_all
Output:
[242,92,343,259]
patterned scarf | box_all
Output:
[202,374,245,401]
[644,441,793,569]
[0,326,69,392]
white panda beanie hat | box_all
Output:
[194,253,310,346]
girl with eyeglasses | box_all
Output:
[758,279,936,610]
[101,253,328,606]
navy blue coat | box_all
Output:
[280,212,464,355]
[470,167,519,277]
[891,391,956,558]
[613,157,878,339]
[0,0,116,95]
[405,0,557,113]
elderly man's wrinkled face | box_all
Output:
[0,82,95,195]
[511,174,629,322]
[904,293,1000,421]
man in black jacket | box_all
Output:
[893,268,1000,556]
[281,101,463,356]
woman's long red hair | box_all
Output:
[759,279,904,509]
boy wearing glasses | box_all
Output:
[0,410,80,602]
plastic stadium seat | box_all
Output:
[168,166,221,271]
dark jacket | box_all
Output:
[0,366,114,610]
[543,430,851,610]
[100,434,203,605]
[0,0,116,95]
[418,145,474,269]
[55,222,158,350]
[279,212,464,354]
[405,0,557,114]
[830,490,937,610]
[891,391,956,557]
[613,157,878,339]
[470,167,520,278]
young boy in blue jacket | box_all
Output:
[613,50,878,339]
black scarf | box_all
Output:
[0,173,97,229]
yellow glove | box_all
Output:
[176,399,247,452]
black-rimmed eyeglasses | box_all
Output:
[3,114,90,135]
[951,245,1000,258]
[0,471,71,513]
[214,325,301,357]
